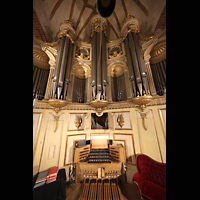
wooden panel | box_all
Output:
[114,112,132,130]
[113,133,135,164]
[159,108,166,140]
[33,112,42,153]
[91,138,108,148]
[39,113,64,171]
[48,145,56,160]
[136,109,162,162]
[64,134,86,165]
[68,113,85,131]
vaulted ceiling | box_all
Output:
[33,0,166,43]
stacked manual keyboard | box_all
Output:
[88,148,111,163]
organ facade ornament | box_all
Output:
[33,16,166,113]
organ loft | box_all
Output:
[33,0,166,199]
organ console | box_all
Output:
[74,138,128,199]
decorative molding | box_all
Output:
[108,44,123,59]
[142,28,166,58]
[121,15,140,41]
[90,14,107,38]
[57,20,77,43]
[75,46,90,60]
[49,112,64,132]
[135,109,151,131]
[150,40,166,64]
[33,44,50,70]
[107,59,127,77]
[72,61,91,79]
[117,113,125,128]
[33,96,165,111]
[74,114,82,129]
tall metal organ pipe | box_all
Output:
[50,35,73,99]
[96,32,102,94]
[133,33,149,95]
[101,32,108,99]
[63,41,73,99]
[124,31,150,96]
[91,32,97,100]
[124,37,136,97]
[57,37,69,99]
[90,19,107,101]
[51,36,65,98]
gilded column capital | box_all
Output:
[121,15,140,41]
[57,20,77,43]
[90,14,107,38]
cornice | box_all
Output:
[33,96,166,111]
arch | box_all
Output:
[72,61,91,79]
[107,60,127,77]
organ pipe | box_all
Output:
[133,33,149,95]
[90,18,107,101]
[101,32,108,100]
[63,41,73,99]
[50,33,75,99]
[57,37,70,99]
[128,32,143,96]
[91,32,97,100]
[51,36,65,98]
[124,37,136,97]
[33,66,49,100]
[96,32,102,93]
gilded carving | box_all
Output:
[117,113,125,128]
[33,46,50,70]
[57,20,77,43]
[150,41,166,64]
[74,115,82,129]
[49,112,64,132]
[108,44,123,59]
[75,46,90,60]
[121,15,140,41]
[90,15,107,38]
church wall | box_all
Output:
[33,104,166,176]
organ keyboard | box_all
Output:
[74,139,142,199]
[74,139,126,182]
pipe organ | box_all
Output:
[33,16,166,103]
[33,13,165,200]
